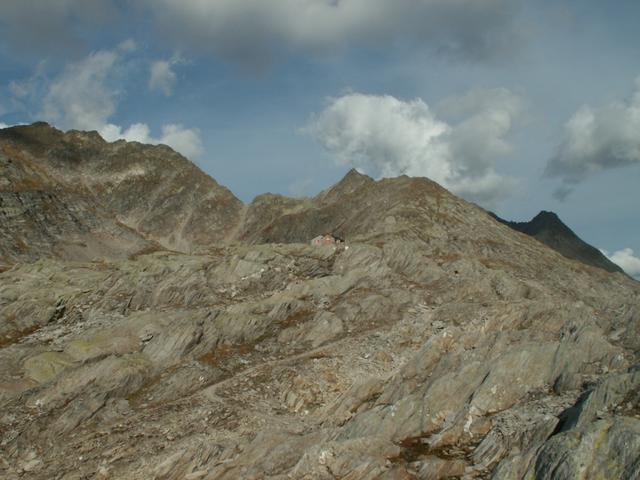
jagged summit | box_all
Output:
[531,209,561,222]
[340,167,370,183]
[313,168,372,204]
[493,210,623,274]
[514,210,571,236]
[325,167,372,190]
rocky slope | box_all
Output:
[0,123,242,259]
[1,124,639,479]
[0,130,152,267]
[493,210,624,274]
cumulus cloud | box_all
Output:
[143,0,521,66]
[149,60,178,96]
[153,124,202,158]
[437,87,524,121]
[38,47,202,159]
[0,123,9,129]
[440,88,524,179]
[602,248,640,279]
[546,77,640,199]
[42,50,120,131]
[307,90,523,206]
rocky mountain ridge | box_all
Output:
[492,210,624,274]
[1,123,639,479]
[0,123,242,264]
[1,123,624,279]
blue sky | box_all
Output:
[1,0,639,277]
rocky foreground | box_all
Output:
[1,124,639,479]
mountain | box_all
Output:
[0,125,152,266]
[0,122,242,263]
[493,210,624,274]
[235,170,453,245]
[0,123,625,276]
[1,124,639,479]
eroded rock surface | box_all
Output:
[1,124,639,479]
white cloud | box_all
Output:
[602,248,640,279]
[154,124,203,158]
[149,60,178,96]
[441,88,524,178]
[437,87,524,122]
[143,0,521,66]
[100,123,203,159]
[42,50,120,131]
[307,90,523,206]
[118,39,137,53]
[38,47,203,159]
[546,76,640,199]
[309,94,451,178]
[0,122,9,129]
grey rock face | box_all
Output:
[529,418,640,480]
[1,124,639,479]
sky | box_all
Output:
[1,0,639,278]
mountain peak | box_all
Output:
[526,210,574,235]
[494,210,623,274]
[0,121,64,151]
[335,168,374,189]
[317,168,373,204]
[0,122,243,259]
[344,167,369,179]
[532,210,560,221]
